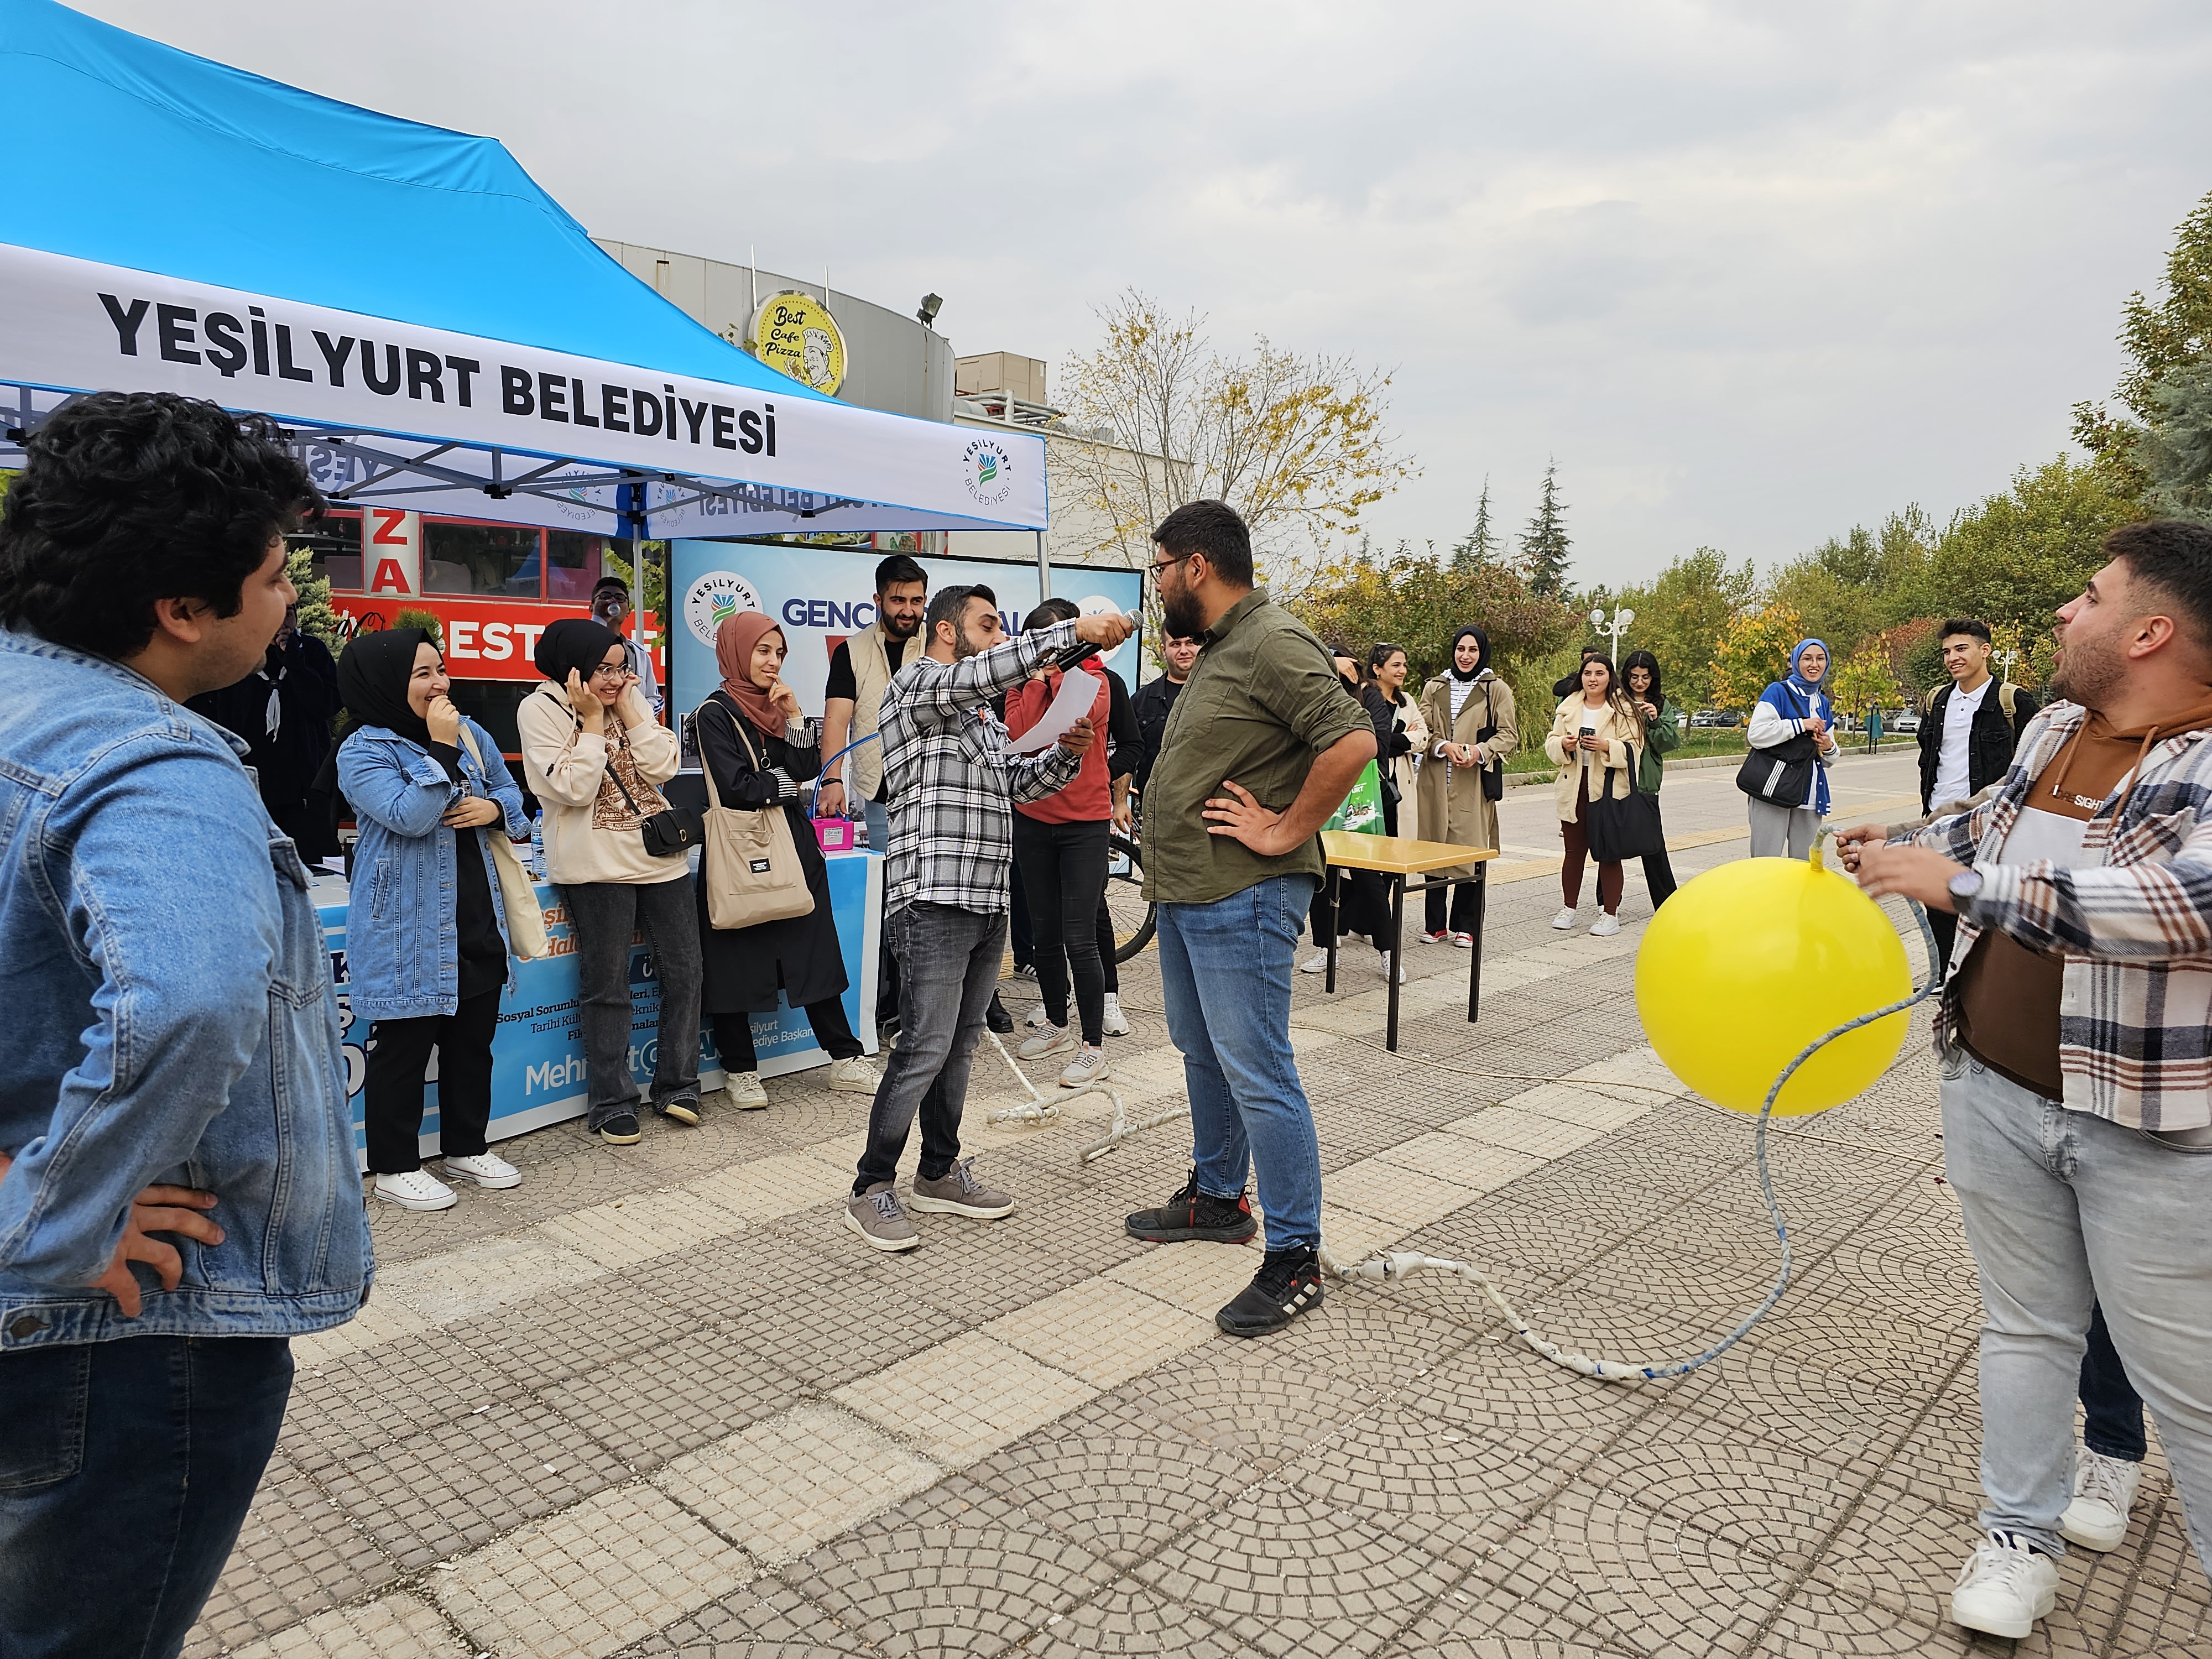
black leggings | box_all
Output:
[1012,815,1109,1046]
[364,987,500,1175]
[712,1002,863,1074]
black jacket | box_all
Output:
[1129,674,1184,792]
[1918,679,2038,811]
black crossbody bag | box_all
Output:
[541,687,702,858]
[1734,685,1821,806]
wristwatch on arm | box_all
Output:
[1947,867,1983,910]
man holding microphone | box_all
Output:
[844,586,1133,1251]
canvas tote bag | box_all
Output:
[455,727,550,958]
[702,705,816,930]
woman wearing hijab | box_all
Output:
[1416,625,1518,945]
[696,611,877,1108]
[1621,648,1682,908]
[336,629,529,1211]
[516,616,702,1144]
[1745,637,1840,859]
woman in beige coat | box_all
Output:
[1416,625,1517,946]
[1541,654,1640,938]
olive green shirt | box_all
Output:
[1141,588,1373,905]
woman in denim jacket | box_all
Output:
[336,629,528,1212]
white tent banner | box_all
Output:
[0,243,1047,530]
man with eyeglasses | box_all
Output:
[1124,499,1376,1336]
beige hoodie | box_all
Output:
[515,684,687,886]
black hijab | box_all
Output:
[337,628,437,749]
[535,616,625,687]
[1448,625,1490,682]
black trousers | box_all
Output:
[713,1001,862,1074]
[1012,815,1109,1046]
[363,987,500,1174]
[2082,1301,2147,1462]
[1424,879,1483,937]
[1927,907,1958,984]
[1642,849,1678,907]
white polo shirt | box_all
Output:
[1932,676,1991,807]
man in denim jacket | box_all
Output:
[0,393,369,1658]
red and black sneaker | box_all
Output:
[1124,1168,1258,1244]
[1216,1245,1324,1337]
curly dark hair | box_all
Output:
[0,392,321,659]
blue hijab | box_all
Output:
[1786,638,1830,698]
[1758,638,1833,816]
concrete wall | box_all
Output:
[592,240,955,424]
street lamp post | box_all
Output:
[1590,604,1635,661]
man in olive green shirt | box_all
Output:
[1126,499,1376,1337]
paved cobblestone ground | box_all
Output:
[189,753,2210,1658]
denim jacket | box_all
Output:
[337,721,527,1021]
[0,629,370,1348]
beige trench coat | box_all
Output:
[1416,672,1518,865]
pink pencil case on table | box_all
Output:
[813,816,855,853]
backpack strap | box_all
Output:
[1999,681,2019,721]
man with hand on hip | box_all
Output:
[1841,520,2212,1643]
[844,584,1133,1252]
[0,393,368,1659]
[1125,499,1376,1337]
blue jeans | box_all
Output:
[1940,1053,2212,1569]
[2081,1302,2146,1462]
[1156,875,1323,1251]
[854,903,1005,1193]
[0,1334,294,1658]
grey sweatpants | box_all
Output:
[1746,797,1822,859]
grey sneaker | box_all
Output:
[907,1158,1015,1219]
[1060,1046,1111,1089]
[843,1182,920,1253]
[1016,1023,1074,1062]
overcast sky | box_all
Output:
[77,1,2212,586]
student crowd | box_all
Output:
[0,393,2207,1655]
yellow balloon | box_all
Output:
[1635,853,1912,1115]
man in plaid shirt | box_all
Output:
[1844,520,2212,1640]
[844,583,1132,1252]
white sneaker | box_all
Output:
[825,1055,879,1095]
[1551,907,1577,930]
[1297,950,1330,974]
[2060,1448,2142,1552]
[1378,951,1406,984]
[1452,931,1474,948]
[1949,1538,2058,1640]
[1025,1000,1051,1027]
[440,1152,520,1190]
[1100,993,1131,1036]
[1010,963,1039,984]
[1016,1024,1074,1062]
[373,1168,456,1211]
[727,1070,769,1109]
[1590,912,1621,937]
[1060,1046,1112,1088]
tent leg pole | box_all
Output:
[1035,530,1049,601]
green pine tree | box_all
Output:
[2072,189,2212,495]
[1451,477,1497,570]
[1520,460,1572,597]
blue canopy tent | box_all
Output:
[0,0,1046,546]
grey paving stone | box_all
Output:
[317,1397,633,1568]
[458,1271,704,1388]
[544,1323,816,1472]
[782,1475,1116,1657]
[624,1575,874,1656]
[1027,1575,1269,1657]
[963,1389,1264,1568]
[280,1332,509,1472]
[185,1455,399,1651]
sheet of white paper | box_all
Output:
[1005,667,1100,755]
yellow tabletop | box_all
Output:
[1319,831,1500,877]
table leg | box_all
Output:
[1468,864,1488,1024]
[1385,872,1405,1051]
[1323,865,1339,993]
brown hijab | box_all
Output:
[714,611,789,739]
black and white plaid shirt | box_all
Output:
[879,618,1083,916]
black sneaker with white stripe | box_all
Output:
[1215,1245,1323,1337]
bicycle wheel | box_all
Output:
[1105,832,1156,964]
